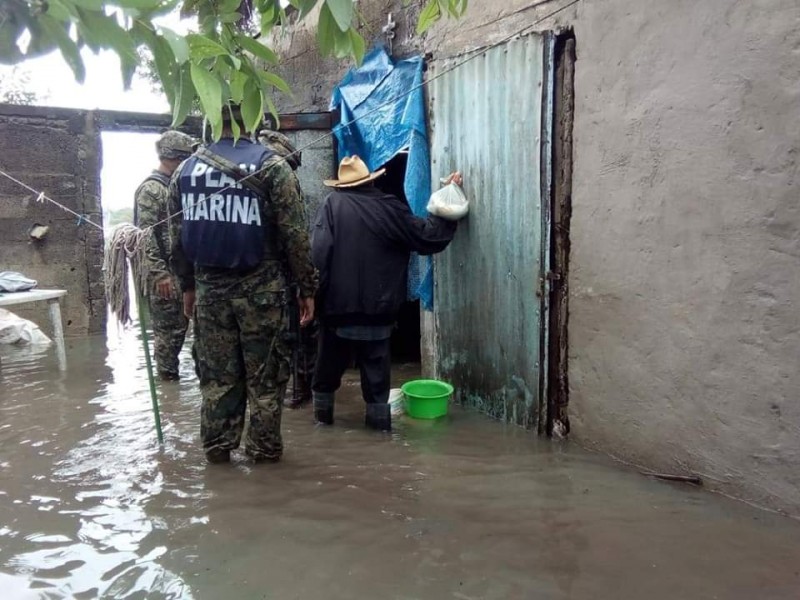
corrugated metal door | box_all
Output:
[428,34,547,429]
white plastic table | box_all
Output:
[0,289,67,370]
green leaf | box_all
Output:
[114,0,164,9]
[240,82,264,134]
[219,0,243,12]
[120,54,137,89]
[136,24,178,106]
[45,0,74,22]
[441,0,459,18]
[38,16,86,82]
[331,26,351,59]
[325,0,353,32]
[172,62,196,127]
[190,63,223,130]
[258,70,290,94]
[75,8,138,62]
[348,28,365,65]
[235,34,278,65]
[70,0,104,10]
[229,69,247,104]
[265,93,279,129]
[222,53,242,70]
[316,3,337,56]
[187,33,229,59]
[219,12,241,23]
[159,27,189,64]
[228,104,241,142]
[416,0,441,34]
[287,0,318,19]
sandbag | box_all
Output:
[0,309,51,345]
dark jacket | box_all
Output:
[312,185,457,326]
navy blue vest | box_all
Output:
[179,139,274,270]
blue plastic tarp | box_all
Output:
[330,46,434,310]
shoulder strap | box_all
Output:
[195,147,266,199]
[134,171,171,227]
[145,171,172,187]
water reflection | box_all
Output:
[0,318,198,599]
[2,323,800,599]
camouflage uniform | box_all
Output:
[170,145,317,462]
[259,129,318,408]
[134,131,195,380]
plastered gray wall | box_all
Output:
[0,105,105,336]
[274,0,800,515]
[281,129,335,224]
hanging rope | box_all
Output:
[103,224,148,326]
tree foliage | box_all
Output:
[0,0,467,138]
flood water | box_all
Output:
[1,325,799,599]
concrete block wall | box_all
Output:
[0,105,105,336]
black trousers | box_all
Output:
[312,327,391,404]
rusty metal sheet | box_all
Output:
[428,34,546,428]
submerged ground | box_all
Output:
[0,324,799,599]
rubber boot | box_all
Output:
[365,403,392,432]
[313,391,335,425]
[285,373,313,409]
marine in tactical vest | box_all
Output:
[169,106,317,464]
[257,129,318,410]
[134,130,196,381]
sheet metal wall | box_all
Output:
[428,34,546,428]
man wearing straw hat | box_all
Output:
[169,106,317,464]
[134,130,196,381]
[311,155,463,431]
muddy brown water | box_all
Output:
[1,328,799,599]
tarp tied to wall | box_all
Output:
[330,46,434,309]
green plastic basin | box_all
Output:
[401,379,453,419]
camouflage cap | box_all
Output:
[156,130,196,160]
[258,129,302,171]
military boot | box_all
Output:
[365,403,392,432]
[313,391,335,425]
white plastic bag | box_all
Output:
[389,388,405,417]
[0,271,37,293]
[0,309,52,345]
[427,182,469,221]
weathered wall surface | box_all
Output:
[274,0,800,515]
[0,105,105,336]
[282,129,335,222]
[566,0,800,516]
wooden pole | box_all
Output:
[137,292,164,445]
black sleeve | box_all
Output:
[382,201,458,256]
[311,196,334,295]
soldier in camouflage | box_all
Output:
[258,129,318,409]
[169,107,317,464]
[134,130,196,381]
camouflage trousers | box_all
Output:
[148,293,189,379]
[194,290,290,460]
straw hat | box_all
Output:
[324,155,386,188]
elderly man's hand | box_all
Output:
[444,171,463,186]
